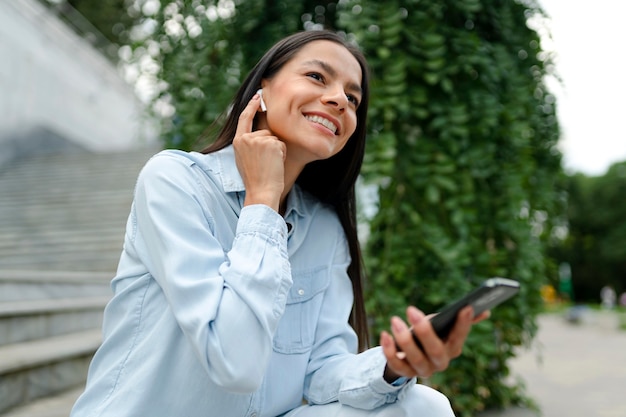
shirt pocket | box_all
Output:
[272,266,330,354]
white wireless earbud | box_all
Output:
[256,88,267,112]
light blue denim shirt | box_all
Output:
[71,146,414,417]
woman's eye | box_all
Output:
[307,72,324,82]
[347,94,359,107]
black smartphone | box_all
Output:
[411,277,520,349]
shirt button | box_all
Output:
[298,289,305,296]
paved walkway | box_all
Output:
[3,310,625,416]
[481,309,626,417]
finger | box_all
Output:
[454,306,475,337]
[444,306,474,357]
[380,331,416,377]
[279,141,287,161]
[408,307,447,372]
[393,313,434,377]
[473,310,491,324]
[391,315,416,353]
[234,93,263,138]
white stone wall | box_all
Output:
[0,0,155,165]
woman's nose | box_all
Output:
[322,86,347,111]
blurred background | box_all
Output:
[0,1,624,416]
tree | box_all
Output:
[338,1,562,414]
[117,0,563,414]
[122,0,339,149]
[551,162,626,301]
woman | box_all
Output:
[71,30,485,417]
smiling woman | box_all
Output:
[69,30,488,417]
[257,40,361,172]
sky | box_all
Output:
[536,0,626,176]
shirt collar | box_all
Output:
[212,145,309,219]
[214,145,245,193]
[284,184,307,219]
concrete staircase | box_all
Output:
[0,148,158,416]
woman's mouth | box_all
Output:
[304,115,339,135]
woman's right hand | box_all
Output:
[380,306,490,382]
[233,93,286,212]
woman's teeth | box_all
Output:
[305,115,337,134]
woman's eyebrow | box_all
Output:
[302,59,362,96]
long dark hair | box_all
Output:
[202,30,370,351]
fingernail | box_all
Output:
[391,317,405,333]
[408,306,423,323]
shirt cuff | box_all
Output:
[237,204,288,244]
[367,348,415,395]
[390,376,410,386]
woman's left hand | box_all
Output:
[380,306,490,382]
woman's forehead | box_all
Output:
[288,40,362,85]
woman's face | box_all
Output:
[258,40,363,167]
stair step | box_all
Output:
[0,330,101,413]
[0,270,111,301]
[0,296,109,345]
[0,147,158,413]
[0,329,101,374]
[0,210,130,225]
[0,228,122,241]
[0,241,123,257]
[0,149,156,275]
[0,256,121,273]
[0,386,83,417]
[0,296,109,316]
[0,269,112,283]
